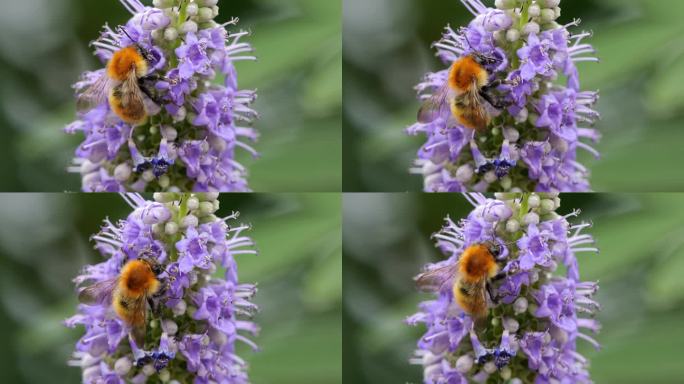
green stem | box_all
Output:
[169,193,190,261]
[511,0,532,69]
[518,193,530,222]
[169,0,190,68]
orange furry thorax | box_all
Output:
[458,244,499,283]
[118,259,159,298]
[107,46,148,81]
[448,55,489,93]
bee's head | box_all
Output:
[484,240,502,258]
[140,257,164,276]
[471,52,499,67]
[117,26,153,63]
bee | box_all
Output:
[415,241,504,320]
[77,28,167,125]
[78,258,165,347]
[418,54,505,131]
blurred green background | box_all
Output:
[343,0,684,192]
[0,0,341,192]
[0,193,341,383]
[343,193,684,383]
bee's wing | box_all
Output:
[467,82,488,120]
[417,83,452,124]
[77,74,114,112]
[78,277,119,305]
[414,262,459,293]
[129,294,148,348]
[121,71,146,111]
[459,278,489,319]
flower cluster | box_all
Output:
[408,0,600,192]
[66,0,258,192]
[65,193,259,383]
[407,193,600,383]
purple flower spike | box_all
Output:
[66,193,259,383]
[409,0,600,192]
[66,1,258,192]
[409,193,601,383]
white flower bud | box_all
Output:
[199,192,220,202]
[158,175,170,189]
[528,194,541,208]
[187,196,200,210]
[528,4,541,17]
[506,219,520,233]
[161,126,178,141]
[500,367,512,380]
[181,214,199,228]
[503,127,520,143]
[172,300,186,316]
[142,364,156,376]
[152,223,164,235]
[114,357,132,375]
[141,169,155,182]
[165,221,179,235]
[540,199,555,213]
[484,170,498,183]
[198,0,218,6]
[522,21,540,36]
[515,107,529,124]
[159,369,171,382]
[541,8,557,23]
[186,2,199,16]
[199,201,215,215]
[455,355,473,373]
[540,0,561,8]
[503,317,520,333]
[164,27,178,41]
[484,361,497,374]
[513,297,528,314]
[198,7,214,22]
[181,20,198,34]
[153,0,175,8]
[114,163,132,182]
[455,164,474,183]
[500,176,512,190]
[506,28,520,42]
[173,106,187,122]
[523,212,539,225]
[510,378,523,384]
[495,0,516,9]
[162,319,178,335]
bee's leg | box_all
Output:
[487,283,499,305]
[138,83,165,107]
[491,271,507,281]
[479,90,506,110]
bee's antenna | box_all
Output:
[117,26,134,42]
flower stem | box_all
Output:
[169,193,190,261]
[511,0,532,69]
[170,0,190,68]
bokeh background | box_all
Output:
[343,0,684,191]
[0,193,341,383]
[343,193,684,383]
[0,0,341,192]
